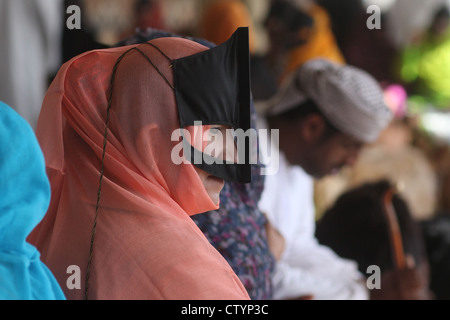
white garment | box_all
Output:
[257,116,369,300]
[0,0,63,130]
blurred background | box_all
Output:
[1,0,450,299]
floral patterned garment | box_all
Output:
[192,162,274,300]
[191,61,274,299]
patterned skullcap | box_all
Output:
[257,58,393,143]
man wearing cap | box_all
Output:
[256,58,393,300]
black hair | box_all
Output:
[316,179,427,274]
[434,5,450,21]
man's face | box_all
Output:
[302,132,364,179]
[273,112,365,179]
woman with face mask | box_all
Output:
[28,28,252,300]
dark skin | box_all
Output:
[262,1,313,82]
[265,16,312,70]
[267,113,364,179]
[265,111,365,300]
[316,179,435,300]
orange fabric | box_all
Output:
[198,0,256,54]
[28,38,250,300]
[283,4,345,78]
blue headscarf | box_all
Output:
[0,102,65,300]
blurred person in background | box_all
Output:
[197,0,257,53]
[0,0,63,130]
[398,4,450,111]
[251,0,314,101]
[314,84,439,223]
[256,58,393,300]
[280,0,345,79]
[316,179,434,300]
[320,0,398,84]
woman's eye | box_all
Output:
[209,127,222,134]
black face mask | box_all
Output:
[86,27,252,299]
[172,27,252,183]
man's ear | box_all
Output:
[302,113,326,143]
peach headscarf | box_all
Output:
[28,37,250,300]
[197,0,256,54]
